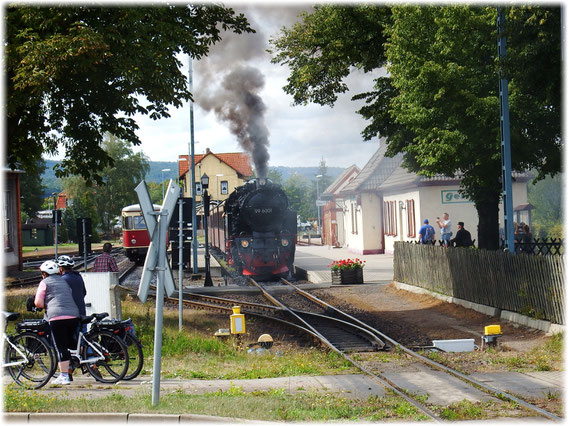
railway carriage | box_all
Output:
[121,203,161,264]
[209,178,296,280]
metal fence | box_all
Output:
[394,242,565,324]
[415,237,564,256]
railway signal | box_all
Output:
[135,179,180,407]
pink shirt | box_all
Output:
[35,280,76,321]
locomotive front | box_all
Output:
[226,178,296,279]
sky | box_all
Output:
[130,4,382,172]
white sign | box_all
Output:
[316,200,327,207]
[136,180,180,303]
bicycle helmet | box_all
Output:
[57,255,75,267]
[39,260,59,275]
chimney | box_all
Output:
[206,148,211,154]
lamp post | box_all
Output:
[161,168,171,202]
[201,173,213,287]
[315,175,322,234]
[215,174,224,202]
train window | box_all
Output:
[133,215,147,229]
[123,216,133,230]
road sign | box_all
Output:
[135,180,180,303]
[316,200,327,207]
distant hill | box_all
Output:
[42,160,344,196]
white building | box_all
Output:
[338,142,532,255]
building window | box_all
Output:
[221,181,228,195]
[195,182,202,196]
[383,201,397,236]
[406,199,416,238]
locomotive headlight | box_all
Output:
[131,238,137,244]
[281,239,289,247]
[241,240,249,248]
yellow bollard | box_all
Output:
[230,306,246,334]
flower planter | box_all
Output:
[331,268,364,285]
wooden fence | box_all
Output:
[394,242,565,324]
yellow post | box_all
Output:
[230,306,245,334]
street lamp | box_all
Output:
[315,175,322,234]
[201,173,213,287]
[161,168,171,202]
[215,174,224,202]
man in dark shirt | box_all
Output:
[450,222,473,248]
[93,243,119,272]
[57,255,87,315]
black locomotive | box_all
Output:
[208,178,296,280]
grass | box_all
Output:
[423,332,564,373]
[3,384,430,421]
[3,290,561,420]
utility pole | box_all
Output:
[497,7,515,253]
[189,57,198,273]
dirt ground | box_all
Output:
[310,282,550,353]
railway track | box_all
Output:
[117,275,560,422]
[7,249,126,289]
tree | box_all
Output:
[93,135,149,234]
[528,174,563,239]
[268,169,284,185]
[19,158,46,218]
[7,5,253,183]
[147,182,164,205]
[270,5,561,249]
[283,174,311,221]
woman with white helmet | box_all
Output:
[33,260,80,385]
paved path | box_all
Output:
[294,244,394,284]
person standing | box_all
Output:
[92,242,118,272]
[436,212,452,247]
[450,222,473,247]
[418,219,436,245]
[57,255,87,316]
[34,260,80,385]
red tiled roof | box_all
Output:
[178,151,253,178]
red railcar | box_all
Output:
[121,203,161,264]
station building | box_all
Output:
[3,169,24,271]
[178,149,253,203]
[320,165,360,247]
[323,141,533,255]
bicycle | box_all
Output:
[66,312,130,383]
[91,317,144,381]
[2,311,57,389]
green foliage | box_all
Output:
[7,5,253,183]
[267,168,283,185]
[19,159,46,218]
[528,173,563,238]
[440,400,485,420]
[283,173,311,220]
[271,5,561,250]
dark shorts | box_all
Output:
[50,317,80,362]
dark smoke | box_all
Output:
[199,65,270,178]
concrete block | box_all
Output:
[547,323,565,336]
[3,412,29,423]
[450,297,501,317]
[128,413,180,423]
[179,413,246,423]
[501,310,551,333]
[29,413,128,423]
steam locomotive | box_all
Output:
[208,178,296,280]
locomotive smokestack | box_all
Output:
[197,65,270,178]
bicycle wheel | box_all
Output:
[122,333,144,380]
[4,332,56,389]
[82,330,128,383]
